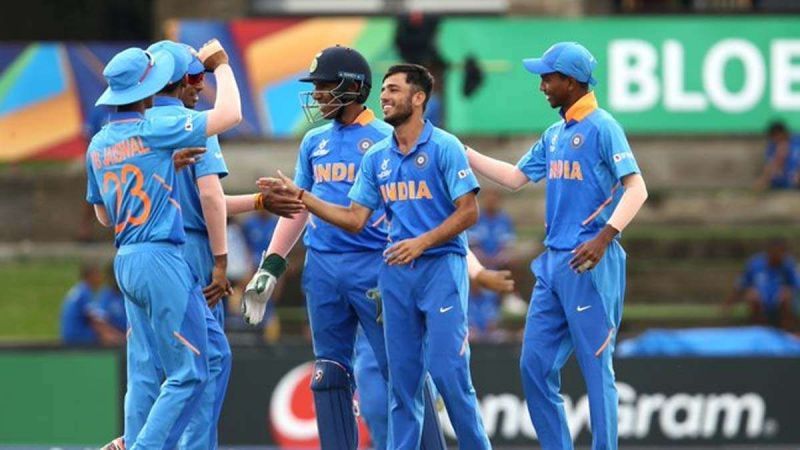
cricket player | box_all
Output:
[242,46,447,450]
[87,40,242,450]
[354,251,514,449]
[264,63,491,449]
[465,42,648,450]
[114,41,303,450]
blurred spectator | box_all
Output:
[468,188,517,341]
[755,121,800,190]
[94,263,127,335]
[226,215,282,343]
[241,210,279,269]
[468,187,516,269]
[60,262,123,346]
[724,238,798,331]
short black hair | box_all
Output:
[767,120,788,136]
[555,72,589,91]
[159,79,184,95]
[383,63,435,111]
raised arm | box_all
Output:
[466,146,529,191]
[198,40,242,136]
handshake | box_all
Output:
[241,172,306,325]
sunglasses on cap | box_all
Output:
[187,72,205,85]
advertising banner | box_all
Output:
[222,345,800,447]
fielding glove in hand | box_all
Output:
[242,253,287,325]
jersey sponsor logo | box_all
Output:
[269,362,372,448]
[613,152,635,164]
[99,137,151,168]
[183,115,193,131]
[414,152,429,169]
[358,138,373,153]
[314,162,356,183]
[311,139,330,158]
[549,160,584,181]
[458,168,473,179]
[571,133,585,149]
[380,180,433,202]
[377,158,392,179]
[549,133,559,152]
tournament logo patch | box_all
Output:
[414,152,429,169]
[570,133,584,149]
[358,138,373,153]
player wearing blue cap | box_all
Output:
[87,40,243,450]
[267,63,491,449]
[465,42,649,450]
[243,46,447,450]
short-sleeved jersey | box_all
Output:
[738,253,799,307]
[765,135,800,189]
[95,286,127,333]
[60,281,99,345]
[516,92,640,250]
[349,120,480,256]
[468,211,516,259]
[147,96,228,233]
[85,110,208,247]
[294,109,393,252]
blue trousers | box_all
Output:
[302,249,389,381]
[353,330,388,450]
[179,230,232,450]
[380,253,489,450]
[520,242,626,450]
[115,243,209,450]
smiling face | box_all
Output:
[380,72,423,127]
[539,72,573,109]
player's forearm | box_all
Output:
[607,174,648,232]
[303,192,366,233]
[466,249,485,279]
[265,211,308,258]
[466,147,529,191]
[93,204,111,227]
[198,177,228,256]
[225,194,260,215]
[206,64,242,136]
[419,195,479,251]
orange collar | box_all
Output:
[353,108,375,126]
[564,91,598,123]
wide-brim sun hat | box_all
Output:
[95,48,175,106]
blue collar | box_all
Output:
[154,96,184,107]
[390,119,434,156]
[109,111,144,122]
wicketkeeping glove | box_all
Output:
[242,253,287,325]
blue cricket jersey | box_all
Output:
[468,211,516,259]
[85,110,209,247]
[517,92,640,251]
[60,281,99,345]
[349,120,480,256]
[294,109,393,252]
[738,253,799,308]
[148,96,228,233]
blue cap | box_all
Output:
[183,44,205,75]
[147,40,192,83]
[95,48,175,106]
[523,42,597,86]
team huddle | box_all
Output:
[87,38,647,450]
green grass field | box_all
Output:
[0,259,80,341]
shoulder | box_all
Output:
[431,126,463,149]
[302,123,333,142]
[747,253,766,268]
[362,138,391,163]
[586,108,625,135]
[368,119,394,137]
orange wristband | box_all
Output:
[254,193,264,210]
